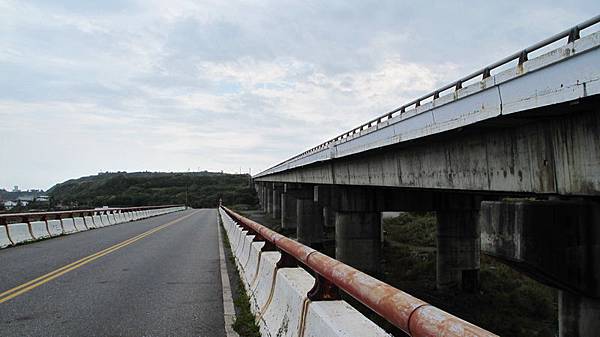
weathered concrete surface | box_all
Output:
[272,187,282,219]
[266,185,273,215]
[436,210,480,291]
[480,200,600,298]
[281,192,297,230]
[559,291,600,337]
[256,101,600,196]
[335,211,381,275]
[296,198,324,246]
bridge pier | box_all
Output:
[272,184,282,219]
[294,186,324,247]
[266,184,273,215]
[330,187,382,275]
[481,199,600,337]
[323,206,335,228]
[281,184,298,230]
[259,183,266,212]
[436,206,481,291]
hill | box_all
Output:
[48,171,257,209]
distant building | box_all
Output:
[12,186,19,192]
[35,195,50,202]
[17,195,34,202]
[3,200,18,210]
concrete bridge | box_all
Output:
[254,16,600,337]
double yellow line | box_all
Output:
[0,211,197,304]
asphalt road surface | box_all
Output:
[0,209,225,337]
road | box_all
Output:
[0,209,226,337]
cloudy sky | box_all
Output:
[1,0,597,190]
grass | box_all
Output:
[218,215,261,337]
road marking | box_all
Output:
[0,211,198,304]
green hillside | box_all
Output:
[48,171,257,209]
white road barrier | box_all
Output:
[92,215,103,228]
[62,218,78,234]
[30,221,51,239]
[84,215,96,229]
[74,217,87,231]
[7,223,34,244]
[218,208,392,337]
[100,214,110,227]
[0,226,13,248]
[0,206,184,250]
[47,220,64,236]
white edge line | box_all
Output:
[217,211,240,337]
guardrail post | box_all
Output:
[308,274,340,301]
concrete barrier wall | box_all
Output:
[84,216,96,229]
[218,208,391,337]
[92,215,103,228]
[74,217,87,231]
[30,221,50,239]
[0,226,11,248]
[62,218,78,234]
[100,214,110,227]
[0,207,183,250]
[47,220,64,236]
[7,223,34,244]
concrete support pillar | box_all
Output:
[266,185,273,214]
[281,191,297,230]
[322,206,335,228]
[295,186,324,246]
[436,209,480,291]
[257,184,263,209]
[296,198,323,246]
[272,188,282,219]
[335,211,381,275]
[262,185,268,212]
[330,187,383,275]
[559,291,600,337]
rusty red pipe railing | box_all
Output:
[221,205,498,337]
[0,205,183,225]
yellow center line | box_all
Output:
[0,210,198,304]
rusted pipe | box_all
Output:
[221,206,498,337]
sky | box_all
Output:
[0,0,598,190]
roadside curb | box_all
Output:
[217,212,240,337]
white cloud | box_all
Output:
[0,0,596,189]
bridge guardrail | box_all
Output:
[221,205,498,337]
[255,14,600,178]
[0,205,184,225]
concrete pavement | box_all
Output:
[0,209,225,337]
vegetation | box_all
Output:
[382,213,557,337]
[48,171,257,209]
